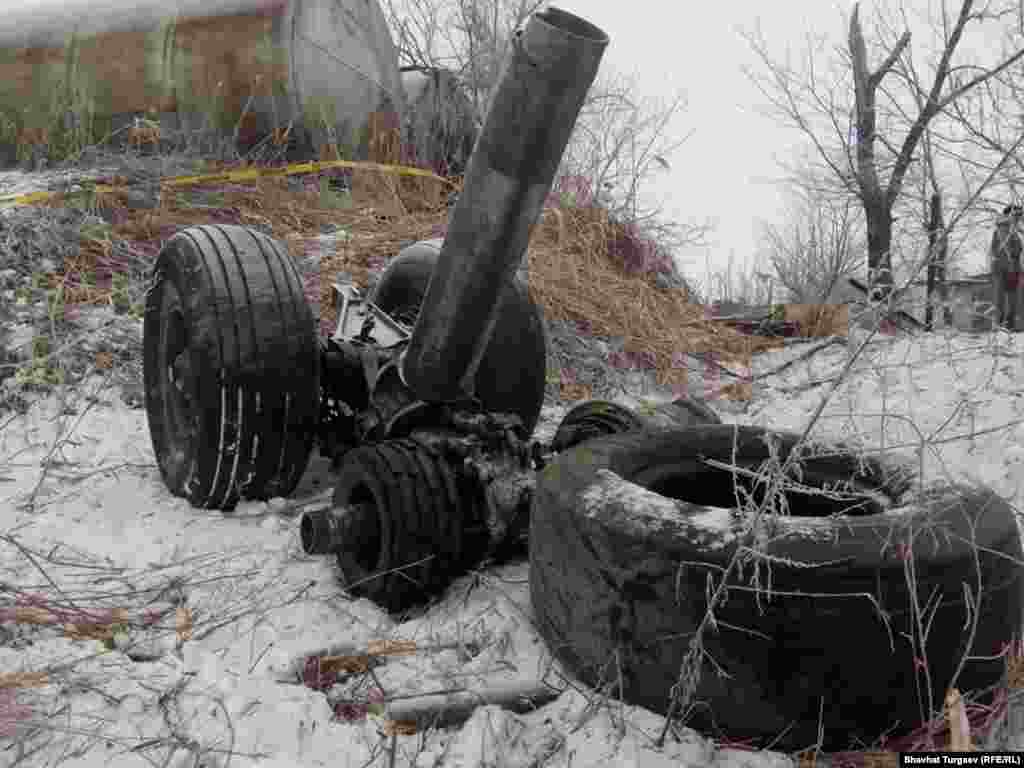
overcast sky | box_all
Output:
[553,0,1020,297]
[552,0,857,295]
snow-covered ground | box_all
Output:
[737,330,1024,505]
[2,323,1023,767]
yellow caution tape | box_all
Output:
[0,190,60,207]
[0,158,455,208]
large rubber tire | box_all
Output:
[637,397,723,431]
[371,240,547,436]
[552,397,721,453]
[551,400,646,453]
[530,426,1024,751]
[666,395,721,426]
[143,225,319,510]
[332,438,476,613]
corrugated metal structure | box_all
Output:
[0,0,403,158]
[906,273,1009,332]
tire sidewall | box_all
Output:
[530,426,1023,747]
[144,225,320,507]
[144,232,224,497]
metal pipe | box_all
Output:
[400,8,608,402]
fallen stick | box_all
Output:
[384,680,560,731]
[276,637,474,683]
[773,375,842,394]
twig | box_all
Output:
[0,535,78,615]
[277,638,471,683]
[773,375,842,394]
[383,680,559,730]
[753,336,847,381]
[19,369,116,511]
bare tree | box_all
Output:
[925,191,953,329]
[701,249,775,307]
[745,0,1024,306]
[383,0,542,122]
[556,72,701,231]
[383,0,710,254]
[760,183,864,303]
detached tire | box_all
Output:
[666,395,720,425]
[371,240,547,435]
[530,426,1024,751]
[633,396,722,433]
[551,400,646,452]
[552,397,721,453]
[144,225,319,510]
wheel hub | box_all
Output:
[170,351,192,397]
[159,287,197,453]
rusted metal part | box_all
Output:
[400,9,609,402]
[442,410,535,468]
[410,424,542,558]
[482,467,535,557]
[331,281,411,348]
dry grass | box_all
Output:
[39,163,769,390]
[783,303,850,338]
[526,203,781,392]
[45,168,447,315]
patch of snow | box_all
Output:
[2,307,1024,764]
[687,505,737,532]
[731,331,1024,505]
[580,469,738,549]
[534,402,569,445]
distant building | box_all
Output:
[903,272,1005,332]
[707,269,1018,334]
